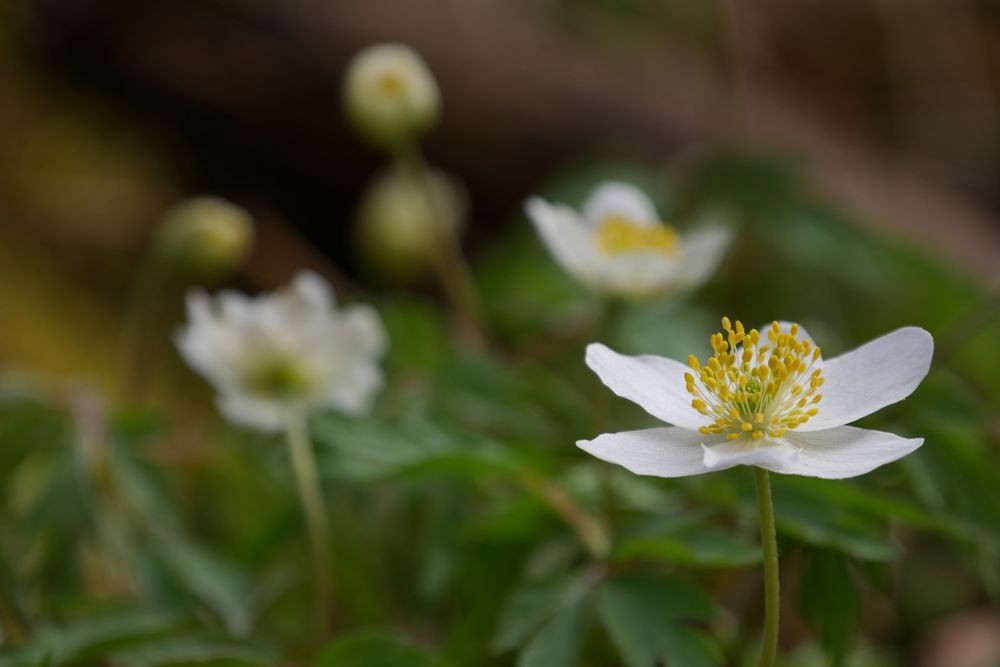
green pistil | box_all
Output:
[246,362,310,398]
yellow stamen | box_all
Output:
[595,214,678,256]
[685,317,824,443]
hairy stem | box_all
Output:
[284,409,333,634]
[754,466,780,667]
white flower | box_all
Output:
[176,271,387,431]
[579,318,933,479]
[343,43,441,148]
[525,182,731,298]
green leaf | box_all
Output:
[12,611,183,666]
[312,412,520,481]
[314,632,446,667]
[770,479,898,562]
[798,550,860,666]
[614,528,760,568]
[0,648,50,667]
[150,529,253,634]
[597,574,721,667]
[109,636,277,667]
[375,298,449,374]
[492,574,590,653]
[517,601,585,667]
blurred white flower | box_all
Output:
[580,318,933,479]
[176,271,386,431]
[525,182,731,298]
[344,43,441,149]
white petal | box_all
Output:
[581,182,659,227]
[701,439,803,474]
[782,426,923,478]
[322,362,383,415]
[525,197,603,285]
[291,270,335,309]
[585,343,705,431]
[184,290,214,326]
[217,393,286,431]
[798,327,933,431]
[675,225,732,289]
[600,253,680,298]
[341,304,388,357]
[577,427,714,477]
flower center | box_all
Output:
[595,214,678,256]
[377,71,406,96]
[684,318,824,441]
[245,360,312,399]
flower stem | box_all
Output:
[754,466,779,667]
[284,409,333,634]
[396,146,486,344]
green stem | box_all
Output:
[593,298,621,533]
[754,467,780,667]
[396,146,486,343]
[284,409,333,634]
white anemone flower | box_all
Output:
[176,271,387,431]
[525,182,732,299]
[580,318,933,479]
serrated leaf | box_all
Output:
[597,574,721,667]
[492,574,590,653]
[517,600,585,667]
[771,481,898,562]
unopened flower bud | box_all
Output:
[155,196,253,279]
[343,43,440,150]
[354,166,466,283]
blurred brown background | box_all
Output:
[2,0,1000,383]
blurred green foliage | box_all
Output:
[0,154,997,667]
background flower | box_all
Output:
[526,181,731,299]
[176,271,386,430]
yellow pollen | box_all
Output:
[595,214,678,256]
[377,71,406,95]
[686,317,825,442]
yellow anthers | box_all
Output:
[686,317,825,442]
[596,215,678,256]
[378,71,405,95]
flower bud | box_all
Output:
[155,196,254,279]
[343,43,441,150]
[354,166,466,284]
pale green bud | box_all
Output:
[344,43,440,150]
[155,196,254,278]
[354,166,466,283]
